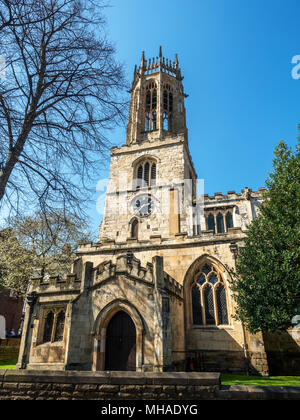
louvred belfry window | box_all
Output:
[191,263,229,326]
[135,160,157,189]
[145,82,157,131]
[162,83,173,131]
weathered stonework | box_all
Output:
[1,370,300,400]
[17,47,292,377]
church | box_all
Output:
[17,47,270,375]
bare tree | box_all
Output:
[0,0,127,218]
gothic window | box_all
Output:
[216,285,229,325]
[41,307,66,345]
[145,82,157,132]
[134,159,157,189]
[191,262,229,326]
[207,214,215,233]
[162,113,169,131]
[226,212,233,230]
[54,311,65,342]
[43,312,54,343]
[217,213,225,233]
[131,219,139,239]
[162,83,173,131]
[144,162,150,186]
[192,285,202,325]
[151,163,156,186]
[206,209,234,233]
[204,285,215,325]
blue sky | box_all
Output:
[89,0,300,235]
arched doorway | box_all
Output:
[105,311,136,371]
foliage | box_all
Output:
[230,140,300,333]
[0,211,90,295]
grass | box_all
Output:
[0,362,299,387]
[0,359,18,369]
[222,374,300,387]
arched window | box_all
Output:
[206,210,234,234]
[191,262,229,326]
[54,310,65,342]
[192,285,202,325]
[207,214,215,233]
[162,112,169,131]
[216,285,229,325]
[43,312,54,343]
[41,307,66,345]
[151,164,156,186]
[145,82,157,131]
[162,83,173,131]
[204,285,215,325]
[226,212,233,230]
[144,162,150,186]
[217,213,225,233]
[131,219,138,239]
[134,159,157,189]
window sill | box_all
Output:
[36,341,64,347]
[191,325,233,331]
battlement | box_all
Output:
[29,273,81,294]
[133,46,182,84]
[200,187,266,205]
[94,254,183,299]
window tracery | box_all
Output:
[145,82,157,131]
[135,159,157,189]
[41,308,66,344]
[205,209,234,233]
[191,263,229,326]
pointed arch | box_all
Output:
[131,218,139,239]
[183,255,231,330]
[92,299,145,372]
[132,156,158,190]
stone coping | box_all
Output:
[219,385,300,400]
[0,370,220,386]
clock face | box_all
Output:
[132,195,154,217]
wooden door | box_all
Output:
[105,311,136,371]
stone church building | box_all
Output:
[18,48,271,375]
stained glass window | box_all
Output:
[192,286,202,325]
[191,262,229,326]
[216,285,229,325]
[204,286,216,325]
[209,273,218,285]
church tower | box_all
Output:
[99,47,198,243]
[126,46,188,144]
[21,47,271,376]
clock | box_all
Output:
[132,195,154,217]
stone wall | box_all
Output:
[263,330,300,375]
[0,371,220,400]
[0,370,299,400]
